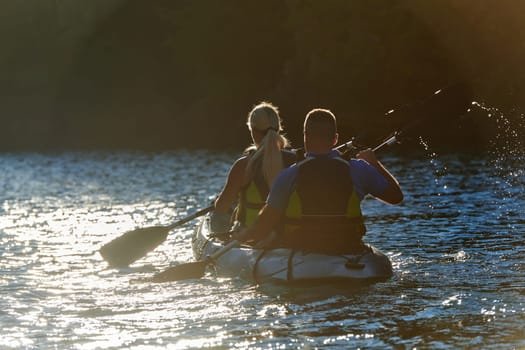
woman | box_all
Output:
[211,102,295,232]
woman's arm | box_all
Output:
[214,157,248,213]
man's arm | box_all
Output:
[234,165,295,243]
[356,149,403,205]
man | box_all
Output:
[234,108,403,254]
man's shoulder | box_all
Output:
[275,163,298,182]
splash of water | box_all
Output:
[469,102,525,217]
[417,136,449,214]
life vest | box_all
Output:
[281,154,366,254]
[236,149,296,226]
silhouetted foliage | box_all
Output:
[1,1,524,151]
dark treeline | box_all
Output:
[1,1,524,152]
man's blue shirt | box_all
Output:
[267,150,389,211]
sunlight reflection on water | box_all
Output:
[0,144,523,348]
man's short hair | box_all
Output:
[304,108,337,139]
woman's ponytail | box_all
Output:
[245,102,290,187]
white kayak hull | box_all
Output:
[191,215,393,285]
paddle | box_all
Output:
[150,239,239,282]
[335,83,471,154]
[99,205,213,267]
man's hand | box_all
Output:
[356,148,378,165]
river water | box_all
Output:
[0,137,524,348]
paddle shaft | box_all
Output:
[372,134,398,152]
[207,239,240,262]
[335,133,398,154]
[166,205,214,231]
[298,115,407,156]
[151,240,240,282]
[332,83,469,155]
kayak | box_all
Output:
[191,214,393,285]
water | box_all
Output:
[0,146,523,349]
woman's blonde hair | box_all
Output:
[245,101,291,187]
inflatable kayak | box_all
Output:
[191,214,393,285]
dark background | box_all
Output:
[1,1,524,152]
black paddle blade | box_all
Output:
[99,226,170,267]
[150,261,208,282]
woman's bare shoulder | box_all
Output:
[232,155,249,168]
[228,156,248,179]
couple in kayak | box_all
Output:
[212,102,403,254]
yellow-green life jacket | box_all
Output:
[236,149,296,226]
[281,155,365,253]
